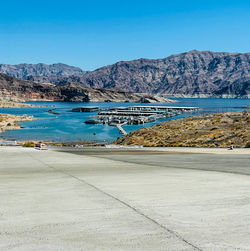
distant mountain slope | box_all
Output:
[0,73,172,103]
[213,79,250,98]
[0,63,85,80]
[77,50,250,97]
[1,51,249,97]
[0,73,63,101]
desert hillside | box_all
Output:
[0,73,173,103]
[115,111,250,148]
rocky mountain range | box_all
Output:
[0,73,172,103]
[1,51,249,98]
[76,50,250,97]
[0,63,85,80]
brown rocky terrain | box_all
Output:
[0,73,174,103]
[0,73,63,101]
[115,111,250,148]
[0,113,34,133]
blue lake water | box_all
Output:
[0,98,249,143]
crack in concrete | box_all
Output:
[28,152,202,251]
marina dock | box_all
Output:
[96,105,199,127]
[84,105,200,133]
[72,107,100,112]
[110,106,199,112]
[116,124,128,136]
[84,105,200,135]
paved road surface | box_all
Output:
[0,147,250,250]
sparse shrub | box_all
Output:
[233,118,240,122]
[231,125,243,130]
[23,141,36,147]
[245,142,250,148]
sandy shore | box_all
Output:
[0,100,38,108]
[0,146,250,250]
[0,113,34,133]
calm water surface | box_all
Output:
[0,98,249,142]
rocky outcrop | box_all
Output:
[0,74,174,103]
[0,73,63,101]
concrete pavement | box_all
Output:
[0,146,250,250]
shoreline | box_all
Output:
[0,113,34,133]
[0,100,39,108]
[0,100,249,145]
[162,94,250,99]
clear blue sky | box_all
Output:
[0,0,249,70]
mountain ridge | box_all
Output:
[0,62,85,80]
[1,50,250,97]
[76,50,250,96]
